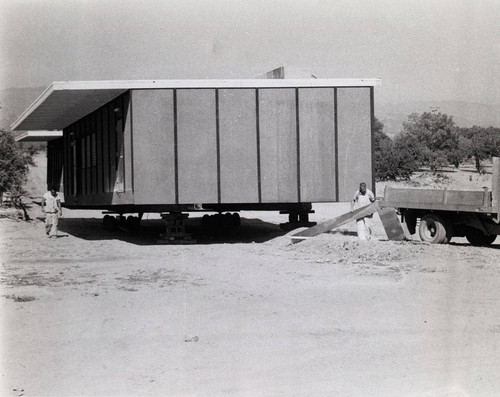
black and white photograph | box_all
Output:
[1,0,499,395]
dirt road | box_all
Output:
[1,203,500,396]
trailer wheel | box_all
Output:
[465,228,497,246]
[231,213,241,227]
[103,215,117,231]
[419,214,451,244]
[126,215,141,232]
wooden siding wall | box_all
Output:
[131,87,373,205]
[47,138,64,192]
[57,86,373,208]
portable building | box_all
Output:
[12,78,380,221]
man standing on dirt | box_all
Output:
[41,186,62,238]
[350,182,375,240]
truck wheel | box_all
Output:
[465,228,497,246]
[419,214,451,244]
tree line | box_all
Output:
[374,111,500,181]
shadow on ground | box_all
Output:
[54,216,293,246]
[448,241,500,249]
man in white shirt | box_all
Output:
[350,182,375,240]
[41,186,62,238]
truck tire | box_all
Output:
[419,214,451,244]
[465,228,497,246]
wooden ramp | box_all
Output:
[377,205,406,241]
[289,201,405,243]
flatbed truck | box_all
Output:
[380,158,500,246]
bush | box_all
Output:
[0,129,35,204]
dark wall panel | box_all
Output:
[298,88,336,202]
[95,111,103,194]
[177,89,218,203]
[114,100,125,193]
[218,89,259,203]
[108,104,116,193]
[123,93,133,193]
[102,107,110,193]
[337,88,372,201]
[47,138,64,191]
[85,121,91,195]
[132,89,176,204]
[258,89,298,203]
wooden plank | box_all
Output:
[377,206,406,241]
[492,158,500,220]
[291,201,379,241]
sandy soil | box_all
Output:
[1,159,500,396]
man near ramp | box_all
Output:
[350,182,375,240]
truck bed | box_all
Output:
[381,186,496,214]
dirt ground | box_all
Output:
[1,160,500,396]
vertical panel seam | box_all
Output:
[173,89,179,205]
[255,89,262,203]
[216,89,221,204]
[129,91,135,194]
[334,87,339,202]
[295,88,301,202]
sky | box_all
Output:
[1,0,499,106]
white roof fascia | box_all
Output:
[51,78,381,90]
[15,130,63,142]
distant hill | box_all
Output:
[376,101,500,138]
[0,86,46,133]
